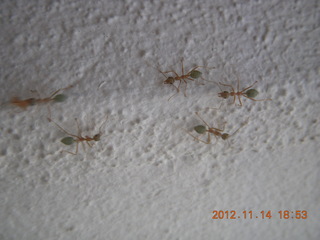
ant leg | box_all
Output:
[189,131,211,144]
[232,95,237,105]
[48,88,63,99]
[162,70,180,78]
[184,129,210,144]
[75,118,82,136]
[215,80,224,91]
[181,57,184,75]
[187,64,215,75]
[186,77,195,82]
[195,112,214,129]
[219,82,235,93]
[48,84,75,99]
[63,142,78,155]
[241,81,258,92]
[208,102,223,111]
[62,150,76,155]
[87,141,93,148]
[243,95,272,102]
[74,142,79,155]
[206,132,211,144]
[167,90,178,101]
[188,66,200,73]
[49,118,78,138]
[98,115,108,134]
[187,76,204,87]
[30,89,41,99]
[158,69,169,79]
[168,90,179,101]
[236,73,240,93]
[81,141,86,152]
[212,134,220,146]
[230,119,249,137]
[183,80,188,97]
[175,80,182,92]
[219,82,234,89]
[220,121,226,131]
[226,139,231,147]
[238,95,243,106]
[47,106,52,120]
[168,80,182,100]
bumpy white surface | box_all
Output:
[0,0,319,239]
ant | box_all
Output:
[10,85,74,110]
[185,112,247,144]
[48,116,108,155]
[217,74,272,106]
[158,58,213,100]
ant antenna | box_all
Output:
[98,115,109,134]
[230,118,249,138]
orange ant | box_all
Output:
[158,58,213,100]
[185,112,247,144]
[10,85,74,110]
[48,116,108,155]
[217,75,272,106]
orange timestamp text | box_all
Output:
[211,210,308,220]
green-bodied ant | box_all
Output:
[217,76,271,106]
[158,58,213,100]
[186,112,248,144]
[48,116,108,155]
[10,85,74,110]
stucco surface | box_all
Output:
[0,0,319,239]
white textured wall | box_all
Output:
[0,0,319,239]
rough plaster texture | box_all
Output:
[0,0,319,239]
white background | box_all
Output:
[0,0,319,239]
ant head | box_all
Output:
[61,137,74,145]
[194,125,207,134]
[190,70,202,79]
[245,89,259,98]
[221,133,229,140]
[218,91,229,99]
[164,77,174,84]
[93,133,101,141]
